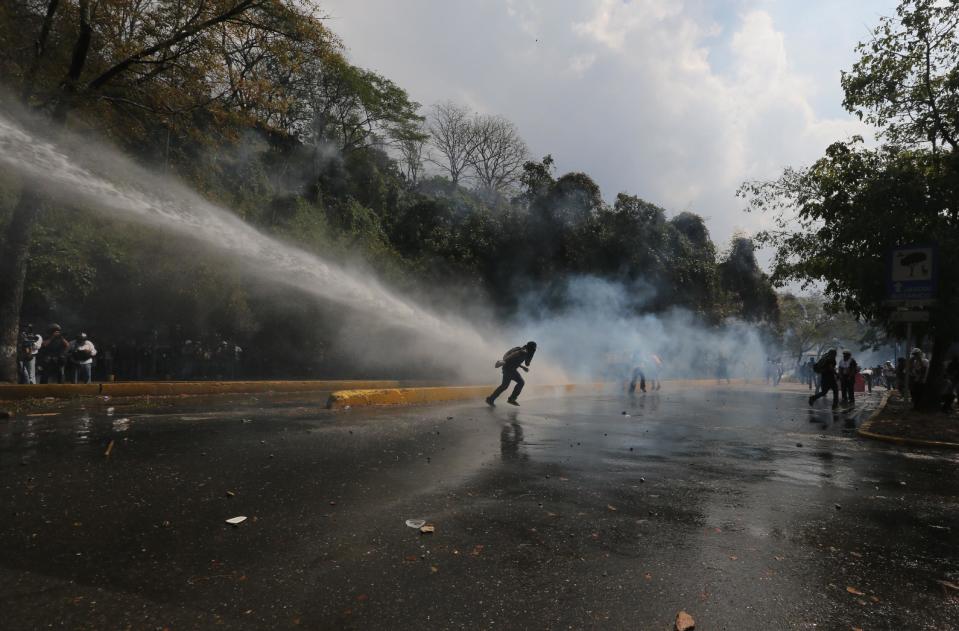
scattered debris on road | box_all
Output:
[405,519,426,529]
[225,516,247,526]
[104,440,115,458]
[420,524,435,534]
[675,610,695,630]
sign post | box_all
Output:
[887,245,937,402]
[887,245,936,301]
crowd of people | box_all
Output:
[16,323,243,384]
[17,323,97,384]
[804,347,959,412]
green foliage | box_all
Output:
[842,0,959,150]
[742,0,959,407]
[717,236,779,324]
[742,140,958,335]
[0,0,782,378]
[778,293,875,367]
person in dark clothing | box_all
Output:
[908,348,930,408]
[628,352,646,393]
[837,350,859,405]
[896,357,907,394]
[486,341,537,407]
[942,356,959,413]
[628,365,646,393]
[39,323,70,384]
[809,349,839,408]
[716,354,731,384]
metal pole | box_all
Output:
[904,322,912,401]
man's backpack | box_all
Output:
[496,346,525,368]
[813,356,828,374]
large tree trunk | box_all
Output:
[918,329,952,412]
[0,190,43,382]
[0,0,93,381]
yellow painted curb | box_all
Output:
[857,392,959,449]
[326,383,608,410]
[0,380,402,401]
[0,384,101,400]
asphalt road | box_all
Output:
[1,386,957,630]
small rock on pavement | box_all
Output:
[675,610,695,631]
[834,503,842,510]
[796,442,803,448]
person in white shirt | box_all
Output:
[838,350,859,405]
[69,332,98,384]
[882,361,897,390]
[17,323,42,384]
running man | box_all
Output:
[486,341,537,407]
[809,349,839,409]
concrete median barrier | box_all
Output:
[325,379,796,410]
[1,377,776,403]
[0,380,402,401]
[0,384,101,400]
[326,383,608,410]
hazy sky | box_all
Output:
[321,0,896,246]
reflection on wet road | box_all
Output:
[1,387,957,629]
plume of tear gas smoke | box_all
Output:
[0,108,769,388]
[509,277,772,383]
[0,107,509,382]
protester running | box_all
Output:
[486,341,537,407]
[809,348,839,409]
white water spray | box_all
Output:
[0,110,504,380]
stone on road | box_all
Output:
[0,387,956,629]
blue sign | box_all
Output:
[887,244,937,301]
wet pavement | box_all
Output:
[1,386,957,630]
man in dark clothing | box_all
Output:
[908,348,930,408]
[942,356,959,413]
[486,341,537,407]
[39,323,70,384]
[628,352,646,393]
[837,350,859,405]
[809,349,839,409]
[716,354,731,384]
[628,365,646,393]
[806,357,816,390]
